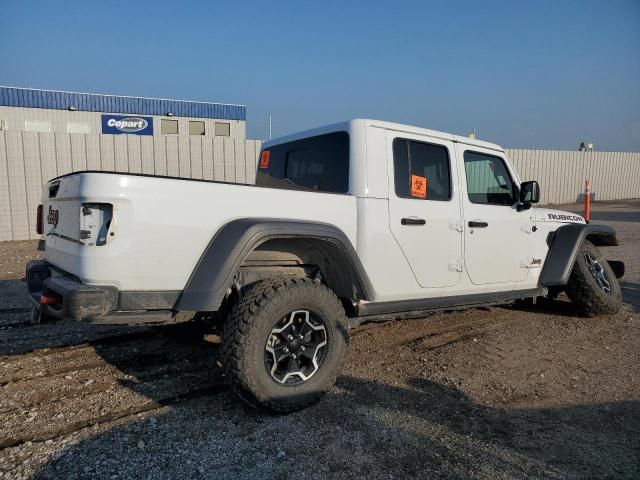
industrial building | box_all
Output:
[0,86,246,139]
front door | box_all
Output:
[458,146,535,284]
[386,132,463,288]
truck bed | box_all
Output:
[40,171,358,292]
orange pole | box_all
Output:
[584,179,591,223]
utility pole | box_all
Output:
[267,113,272,140]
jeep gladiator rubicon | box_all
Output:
[27,119,625,412]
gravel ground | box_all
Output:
[0,200,639,480]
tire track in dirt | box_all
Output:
[0,352,219,414]
[352,308,514,352]
[0,384,227,449]
[0,334,225,449]
[0,321,148,356]
[0,343,190,385]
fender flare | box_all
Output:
[175,218,374,312]
[539,223,619,287]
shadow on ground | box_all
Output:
[621,282,640,313]
[32,371,640,479]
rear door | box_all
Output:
[386,131,463,288]
[458,145,535,284]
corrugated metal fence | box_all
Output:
[506,149,640,205]
[1,131,639,241]
[0,131,261,241]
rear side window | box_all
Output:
[393,138,451,201]
[463,151,516,205]
[256,132,349,193]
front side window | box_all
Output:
[256,131,349,193]
[463,151,516,205]
[393,138,451,201]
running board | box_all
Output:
[354,288,547,319]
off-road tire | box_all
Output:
[221,277,349,413]
[566,240,622,317]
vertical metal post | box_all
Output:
[584,179,591,223]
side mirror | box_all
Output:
[520,180,540,204]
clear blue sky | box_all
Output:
[1,0,639,150]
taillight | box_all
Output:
[259,150,270,169]
[40,295,59,305]
[36,205,43,234]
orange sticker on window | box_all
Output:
[411,174,427,198]
[259,150,270,169]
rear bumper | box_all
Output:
[26,260,174,324]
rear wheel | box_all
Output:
[221,277,349,413]
[566,240,622,317]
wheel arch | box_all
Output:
[539,223,619,287]
[175,219,374,312]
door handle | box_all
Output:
[468,220,488,228]
[401,217,426,226]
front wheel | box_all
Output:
[221,277,349,413]
[566,240,623,317]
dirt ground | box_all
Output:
[0,200,638,480]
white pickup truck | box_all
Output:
[27,119,625,412]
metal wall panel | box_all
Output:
[141,137,155,175]
[223,137,236,183]
[0,133,12,241]
[202,137,214,181]
[127,136,142,174]
[506,149,640,205]
[5,132,29,240]
[213,138,225,182]
[153,137,167,176]
[189,138,203,180]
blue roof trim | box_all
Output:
[0,87,246,121]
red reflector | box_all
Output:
[36,205,44,234]
[259,150,270,169]
[40,295,58,305]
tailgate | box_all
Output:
[43,175,113,246]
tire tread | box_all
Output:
[221,277,348,413]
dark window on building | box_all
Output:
[161,119,178,135]
[189,121,205,135]
[393,138,451,201]
[256,131,349,193]
[214,122,230,136]
[463,151,516,205]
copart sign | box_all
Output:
[101,115,153,135]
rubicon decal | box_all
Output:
[101,115,153,135]
[547,213,584,222]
